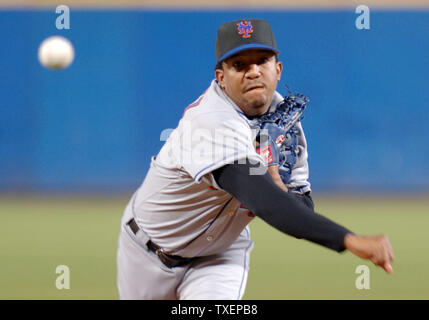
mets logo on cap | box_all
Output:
[236,20,253,39]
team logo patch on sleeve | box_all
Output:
[257,144,274,164]
[275,134,285,145]
[236,21,253,39]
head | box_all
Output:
[214,19,283,117]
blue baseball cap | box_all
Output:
[215,19,279,64]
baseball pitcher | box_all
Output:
[116,19,394,300]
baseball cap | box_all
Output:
[215,19,279,64]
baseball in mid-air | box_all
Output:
[38,36,74,70]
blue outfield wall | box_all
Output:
[0,9,428,193]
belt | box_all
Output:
[128,218,195,269]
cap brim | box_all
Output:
[217,43,280,63]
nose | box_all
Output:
[245,63,261,78]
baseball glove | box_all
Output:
[256,93,309,184]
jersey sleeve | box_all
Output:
[287,122,312,194]
[178,113,264,182]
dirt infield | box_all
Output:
[1,0,429,8]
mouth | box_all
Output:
[244,83,265,93]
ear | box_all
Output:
[276,61,283,82]
[215,69,225,89]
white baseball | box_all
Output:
[38,36,75,70]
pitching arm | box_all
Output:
[213,159,352,252]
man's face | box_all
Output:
[215,49,283,117]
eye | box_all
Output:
[233,61,244,69]
[258,56,269,64]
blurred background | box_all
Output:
[0,0,428,299]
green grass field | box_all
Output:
[1,194,428,300]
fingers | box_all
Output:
[385,236,395,262]
[379,250,394,274]
[383,236,394,273]
[369,259,393,273]
[380,235,394,269]
[370,235,394,274]
[383,263,393,274]
[371,256,393,273]
[346,234,395,274]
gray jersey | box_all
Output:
[122,79,311,258]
